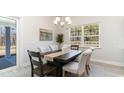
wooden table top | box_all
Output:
[44,49,83,63]
[54,50,83,63]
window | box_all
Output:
[70,26,82,45]
[70,23,100,47]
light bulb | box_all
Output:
[60,22,64,26]
[54,20,58,25]
[56,17,60,22]
[67,20,72,25]
[65,17,70,22]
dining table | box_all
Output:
[44,49,83,76]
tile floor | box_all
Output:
[0,62,124,77]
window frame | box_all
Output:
[69,22,101,48]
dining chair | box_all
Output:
[27,50,57,77]
[85,49,93,76]
[71,45,79,50]
[49,45,59,51]
[62,49,92,77]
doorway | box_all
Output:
[0,17,16,70]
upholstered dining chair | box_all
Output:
[86,47,95,75]
[85,49,93,76]
[27,50,57,77]
[62,49,92,77]
[71,45,79,50]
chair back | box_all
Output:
[71,45,79,50]
[86,49,93,65]
[90,47,95,51]
[27,50,43,74]
[78,49,92,75]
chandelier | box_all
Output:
[53,16,72,27]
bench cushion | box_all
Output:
[37,46,52,53]
[49,45,59,51]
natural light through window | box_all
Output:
[70,23,100,47]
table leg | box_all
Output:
[47,61,64,77]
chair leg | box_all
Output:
[86,65,89,76]
[84,71,87,77]
[31,72,34,77]
[57,67,60,77]
[31,68,34,77]
[88,64,90,70]
[63,70,65,77]
[56,68,58,77]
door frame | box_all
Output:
[0,16,20,73]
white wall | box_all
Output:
[59,16,124,66]
[20,16,58,66]
[19,16,124,67]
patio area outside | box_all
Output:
[0,46,16,56]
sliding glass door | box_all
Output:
[0,17,16,69]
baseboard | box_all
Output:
[91,59,124,67]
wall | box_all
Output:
[59,16,124,66]
[19,16,124,67]
[20,16,58,66]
